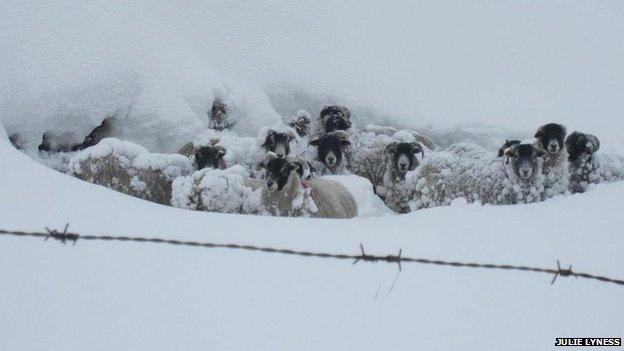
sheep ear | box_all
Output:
[256,161,266,171]
[309,138,321,146]
[560,124,567,137]
[287,132,295,142]
[340,139,351,147]
[535,125,545,138]
[341,106,351,120]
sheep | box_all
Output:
[533,123,569,199]
[69,138,192,205]
[309,130,353,175]
[286,109,312,137]
[261,129,295,158]
[178,140,227,171]
[360,124,436,150]
[407,142,546,210]
[208,98,234,131]
[312,105,352,136]
[565,131,624,193]
[348,129,426,213]
[260,157,357,218]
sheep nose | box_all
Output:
[267,180,274,187]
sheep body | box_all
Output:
[569,152,624,193]
[261,172,357,218]
[535,144,569,199]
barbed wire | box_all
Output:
[1,225,623,287]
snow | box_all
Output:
[1,140,624,350]
[323,175,392,217]
[2,1,624,349]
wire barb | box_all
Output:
[44,223,78,245]
[551,260,577,285]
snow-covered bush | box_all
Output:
[68,138,191,205]
[407,142,546,210]
[171,165,259,214]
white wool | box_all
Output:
[171,165,256,214]
[569,150,624,193]
[533,141,569,200]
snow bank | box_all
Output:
[2,136,624,351]
[0,120,7,142]
[323,175,392,217]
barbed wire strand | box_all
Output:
[0,226,622,287]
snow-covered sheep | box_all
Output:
[69,138,192,205]
[533,123,569,199]
[178,140,227,171]
[171,165,260,214]
[260,157,357,218]
[311,105,352,137]
[348,130,426,213]
[208,98,234,131]
[566,131,624,193]
[261,130,296,158]
[309,130,353,175]
[407,142,546,209]
[286,109,312,137]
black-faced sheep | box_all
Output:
[533,123,569,199]
[178,140,227,170]
[208,98,234,131]
[287,110,312,137]
[565,131,624,193]
[348,129,426,213]
[309,130,352,175]
[260,157,357,218]
[312,105,352,136]
[407,142,546,209]
[262,130,295,158]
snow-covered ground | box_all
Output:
[1,123,624,350]
[2,1,624,349]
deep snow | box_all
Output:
[1,126,624,351]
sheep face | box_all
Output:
[194,145,226,170]
[310,131,351,170]
[320,105,352,133]
[387,142,424,175]
[264,158,296,192]
[262,130,294,158]
[535,123,567,155]
[497,140,521,157]
[565,131,600,162]
[506,144,545,180]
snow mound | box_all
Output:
[323,175,392,217]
